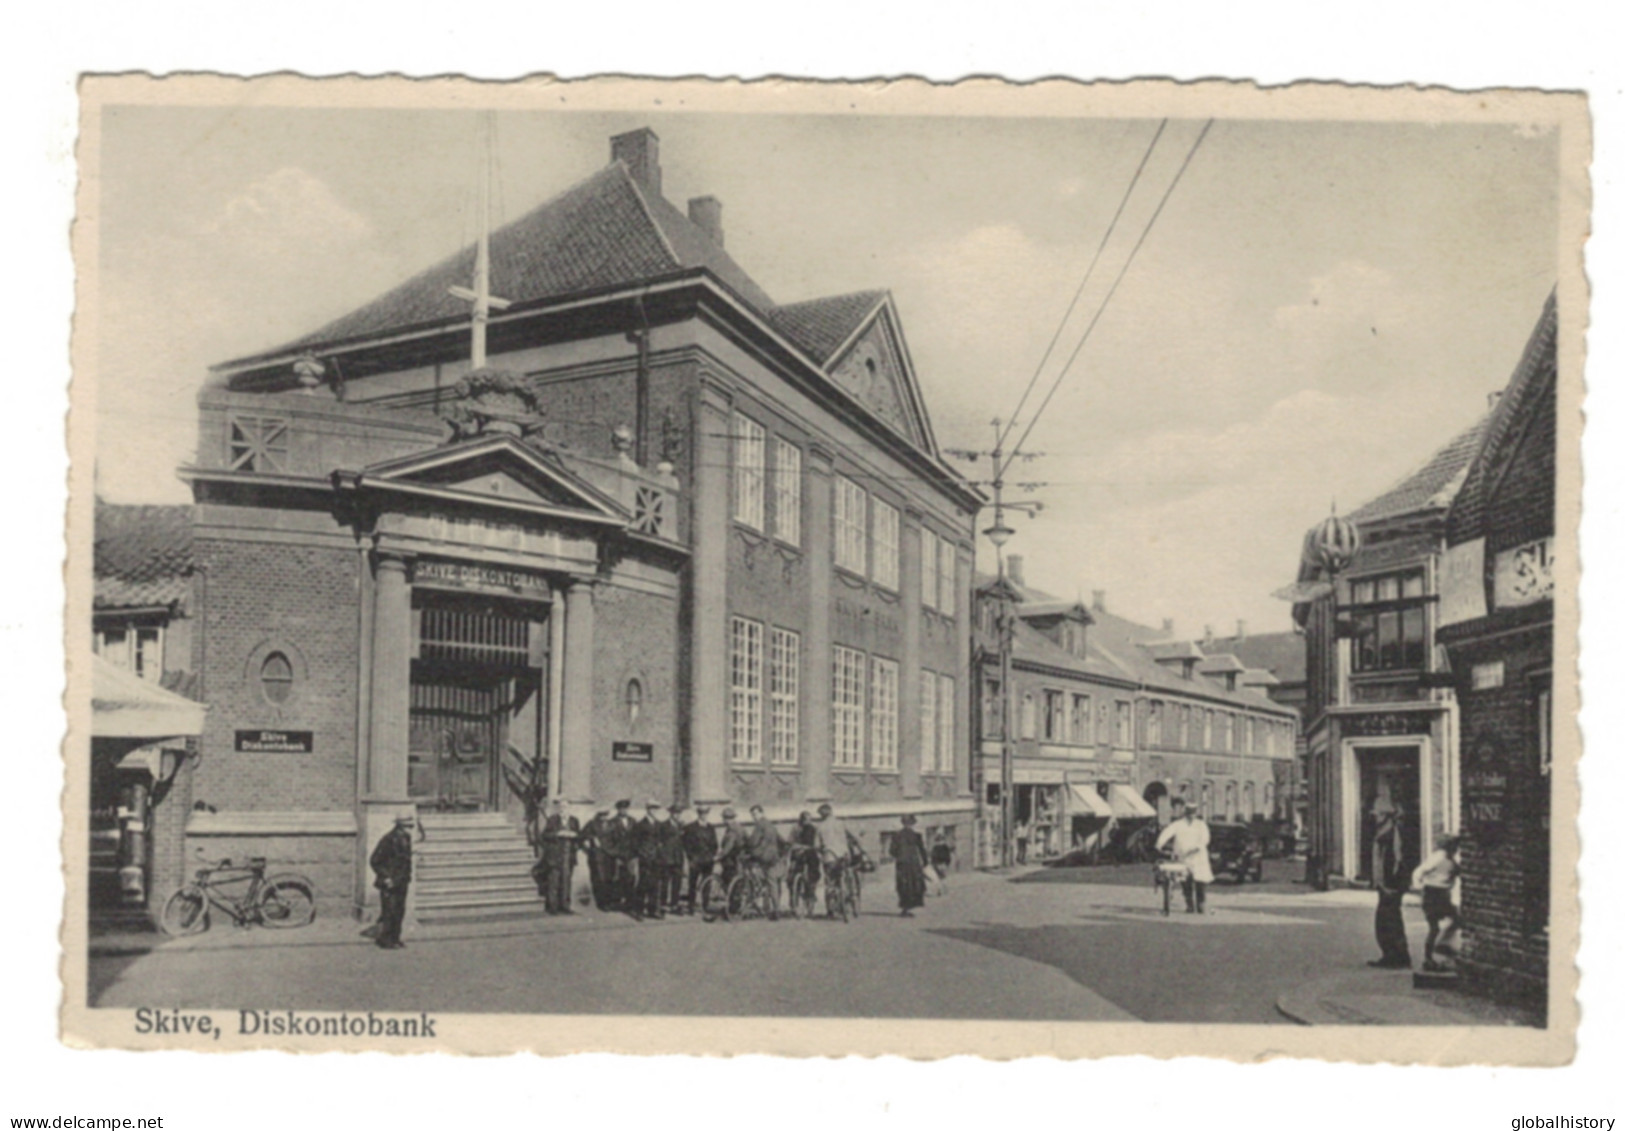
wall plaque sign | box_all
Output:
[415,558,551,599]
[612,741,654,762]
[235,729,314,753]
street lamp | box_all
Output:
[1303,502,1361,890]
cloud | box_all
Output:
[202,167,372,257]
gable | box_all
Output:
[825,307,928,448]
[358,436,627,523]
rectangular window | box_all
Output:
[834,475,868,575]
[732,412,766,530]
[1177,704,1190,748]
[134,627,163,683]
[1043,689,1067,741]
[1146,701,1162,747]
[729,617,764,764]
[937,674,956,773]
[769,627,800,765]
[937,537,957,617]
[1202,710,1214,750]
[920,528,940,611]
[95,627,129,670]
[770,437,801,546]
[870,657,899,771]
[1071,693,1092,745]
[1350,568,1428,672]
[872,498,900,590]
[1020,693,1037,740]
[1115,701,1133,747]
[832,646,866,769]
[980,677,1000,740]
[921,672,939,772]
[228,415,289,473]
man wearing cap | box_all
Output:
[1368,797,1413,969]
[1155,797,1213,913]
[716,808,747,890]
[636,800,671,918]
[370,815,417,950]
[681,804,719,914]
[746,804,788,919]
[538,799,581,914]
[655,803,688,915]
[815,803,858,907]
[600,799,639,915]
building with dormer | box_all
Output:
[108,127,981,923]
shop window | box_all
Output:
[228,414,289,473]
[871,498,900,590]
[770,437,801,546]
[834,475,868,575]
[731,412,766,530]
[729,617,763,764]
[1349,568,1427,672]
[260,651,294,704]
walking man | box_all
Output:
[539,799,580,914]
[1155,798,1214,913]
[681,803,719,913]
[1368,798,1413,969]
[370,814,416,950]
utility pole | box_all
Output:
[946,419,1044,869]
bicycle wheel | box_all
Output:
[844,869,862,918]
[160,886,210,936]
[789,874,816,919]
[698,875,725,922]
[725,875,753,922]
[826,876,849,923]
[258,877,317,928]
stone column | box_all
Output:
[359,551,414,919]
[900,510,923,798]
[688,379,733,806]
[561,578,596,804]
[802,444,835,801]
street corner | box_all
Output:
[1275,968,1531,1027]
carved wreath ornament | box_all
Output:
[441,368,546,440]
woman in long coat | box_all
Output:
[891,814,929,917]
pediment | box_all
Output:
[356,436,627,523]
[824,302,934,452]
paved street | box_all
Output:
[89,862,1522,1024]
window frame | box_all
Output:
[769,626,801,765]
[1070,693,1092,745]
[1114,700,1133,748]
[227,414,290,473]
[936,673,956,774]
[1042,688,1067,742]
[921,671,939,772]
[770,437,802,547]
[869,656,900,771]
[871,497,900,591]
[920,528,940,612]
[832,645,867,769]
[1348,568,1429,673]
[937,536,957,617]
[729,616,765,764]
[833,474,869,576]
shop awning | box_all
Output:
[1067,784,1115,819]
[92,656,207,740]
[1107,784,1158,819]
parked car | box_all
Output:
[1207,822,1264,883]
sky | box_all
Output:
[93,106,1560,640]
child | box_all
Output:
[1412,834,1462,972]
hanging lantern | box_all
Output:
[1308,506,1361,575]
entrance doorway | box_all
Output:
[408,593,546,813]
[1354,745,1420,883]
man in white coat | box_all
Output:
[1156,797,1214,914]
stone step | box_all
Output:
[417,863,539,885]
[419,826,529,843]
[418,847,535,867]
[416,887,543,910]
[418,812,517,828]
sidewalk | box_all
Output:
[1276,965,1539,1026]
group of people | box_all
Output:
[1369,797,1462,973]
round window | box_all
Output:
[261,651,294,704]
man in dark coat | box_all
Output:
[370,815,416,950]
[1368,798,1413,969]
[578,808,612,910]
[538,799,581,914]
[600,799,640,915]
[654,803,688,914]
[636,800,671,918]
[681,803,719,913]
[746,804,787,920]
[891,813,929,917]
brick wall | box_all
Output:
[192,535,362,814]
[591,581,681,806]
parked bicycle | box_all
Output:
[159,856,317,936]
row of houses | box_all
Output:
[1292,293,1558,1015]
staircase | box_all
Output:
[413,811,545,923]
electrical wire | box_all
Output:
[1002,119,1215,476]
[995,119,1168,454]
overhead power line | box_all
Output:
[996,119,1168,454]
[1002,118,1216,476]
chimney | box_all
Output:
[1092,589,1106,613]
[1006,554,1025,587]
[688,196,724,247]
[1236,619,1247,640]
[1162,617,1175,635]
[611,128,662,197]
[1203,624,1215,645]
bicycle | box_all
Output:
[821,855,863,922]
[726,860,779,922]
[1152,858,1190,917]
[697,869,731,922]
[159,856,317,936]
[785,846,820,919]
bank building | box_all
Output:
[90,128,981,925]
